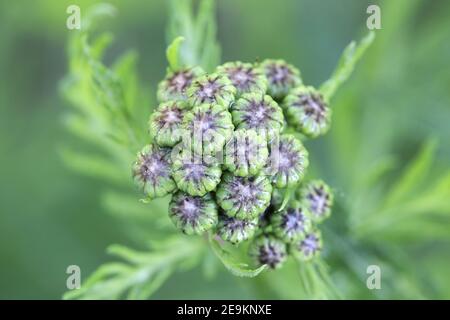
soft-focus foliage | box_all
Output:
[1,0,449,299]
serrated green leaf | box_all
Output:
[320,32,375,101]
[166,36,185,71]
[385,138,437,206]
[59,148,128,185]
[195,0,220,71]
[167,0,220,71]
[82,3,117,32]
[89,33,115,61]
[64,237,203,300]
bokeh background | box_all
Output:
[1,0,449,299]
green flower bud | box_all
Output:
[270,203,312,243]
[293,229,323,261]
[157,67,204,102]
[216,61,267,96]
[183,103,234,156]
[265,134,309,188]
[249,234,287,269]
[149,100,187,147]
[259,59,301,100]
[283,86,331,138]
[298,180,333,223]
[223,129,269,177]
[217,215,258,244]
[187,73,236,108]
[132,144,176,198]
[231,93,284,141]
[169,191,218,235]
[216,173,272,220]
[171,150,222,196]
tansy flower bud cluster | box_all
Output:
[133,59,334,270]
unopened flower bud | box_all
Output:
[171,150,222,196]
[266,134,309,188]
[283,86,331,138]
[232,93,284,141]
[270,203,312,243]
[249,234,287,269]
[157,67,204,102]
[224,129,269,177]
[132,144,176,198]
[187,73,236,108]
[260,59,301,100]
[293,229,323,261]
[149,100,187,147]
[217,215,258,244]
[216,61,267,96]
[183,103,234,156]
[216,173,272,220]
[169,191,218,235]
[298,180,333,223]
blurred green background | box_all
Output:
[0,0,449,299]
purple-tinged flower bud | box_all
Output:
[259,59,301,100]
[283,86,331,138]
[186,73,236,108]
[223,129,269,177]
[249,234,287,269]
[217,215,258,244]
[231,93,284,141]
[298,180,333,223]
[132,144,176,198]
[157,67,204,102]
[183,103,234,156]
[216,173,272,220]
[149,100,187,147]
[216,61,267,96]
[265,134,309,188]
[293,229,323,261]
[270,203,312,243]
[169,191,218,235]
[171,150,222,197]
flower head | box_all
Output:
[183,103,234,156]
[293,229,323,261]
[231,93,284,141]
[283,86,331,138]
[187,73,236,108]
[270,203,312,243]
[217,215,258,244]
[249,234,287,269]
[149,100,187,147]
[216,173,272,220]
[216,61,267,96]
[157,67,204,102]
[171,150,222,196]
[169,192,218,235]
[223,129,269,177]
[259,59,301,100]
[298,180,333,223]
[265,134,309,188]
[132,144,176,198]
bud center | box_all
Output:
[170,71,193,92]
